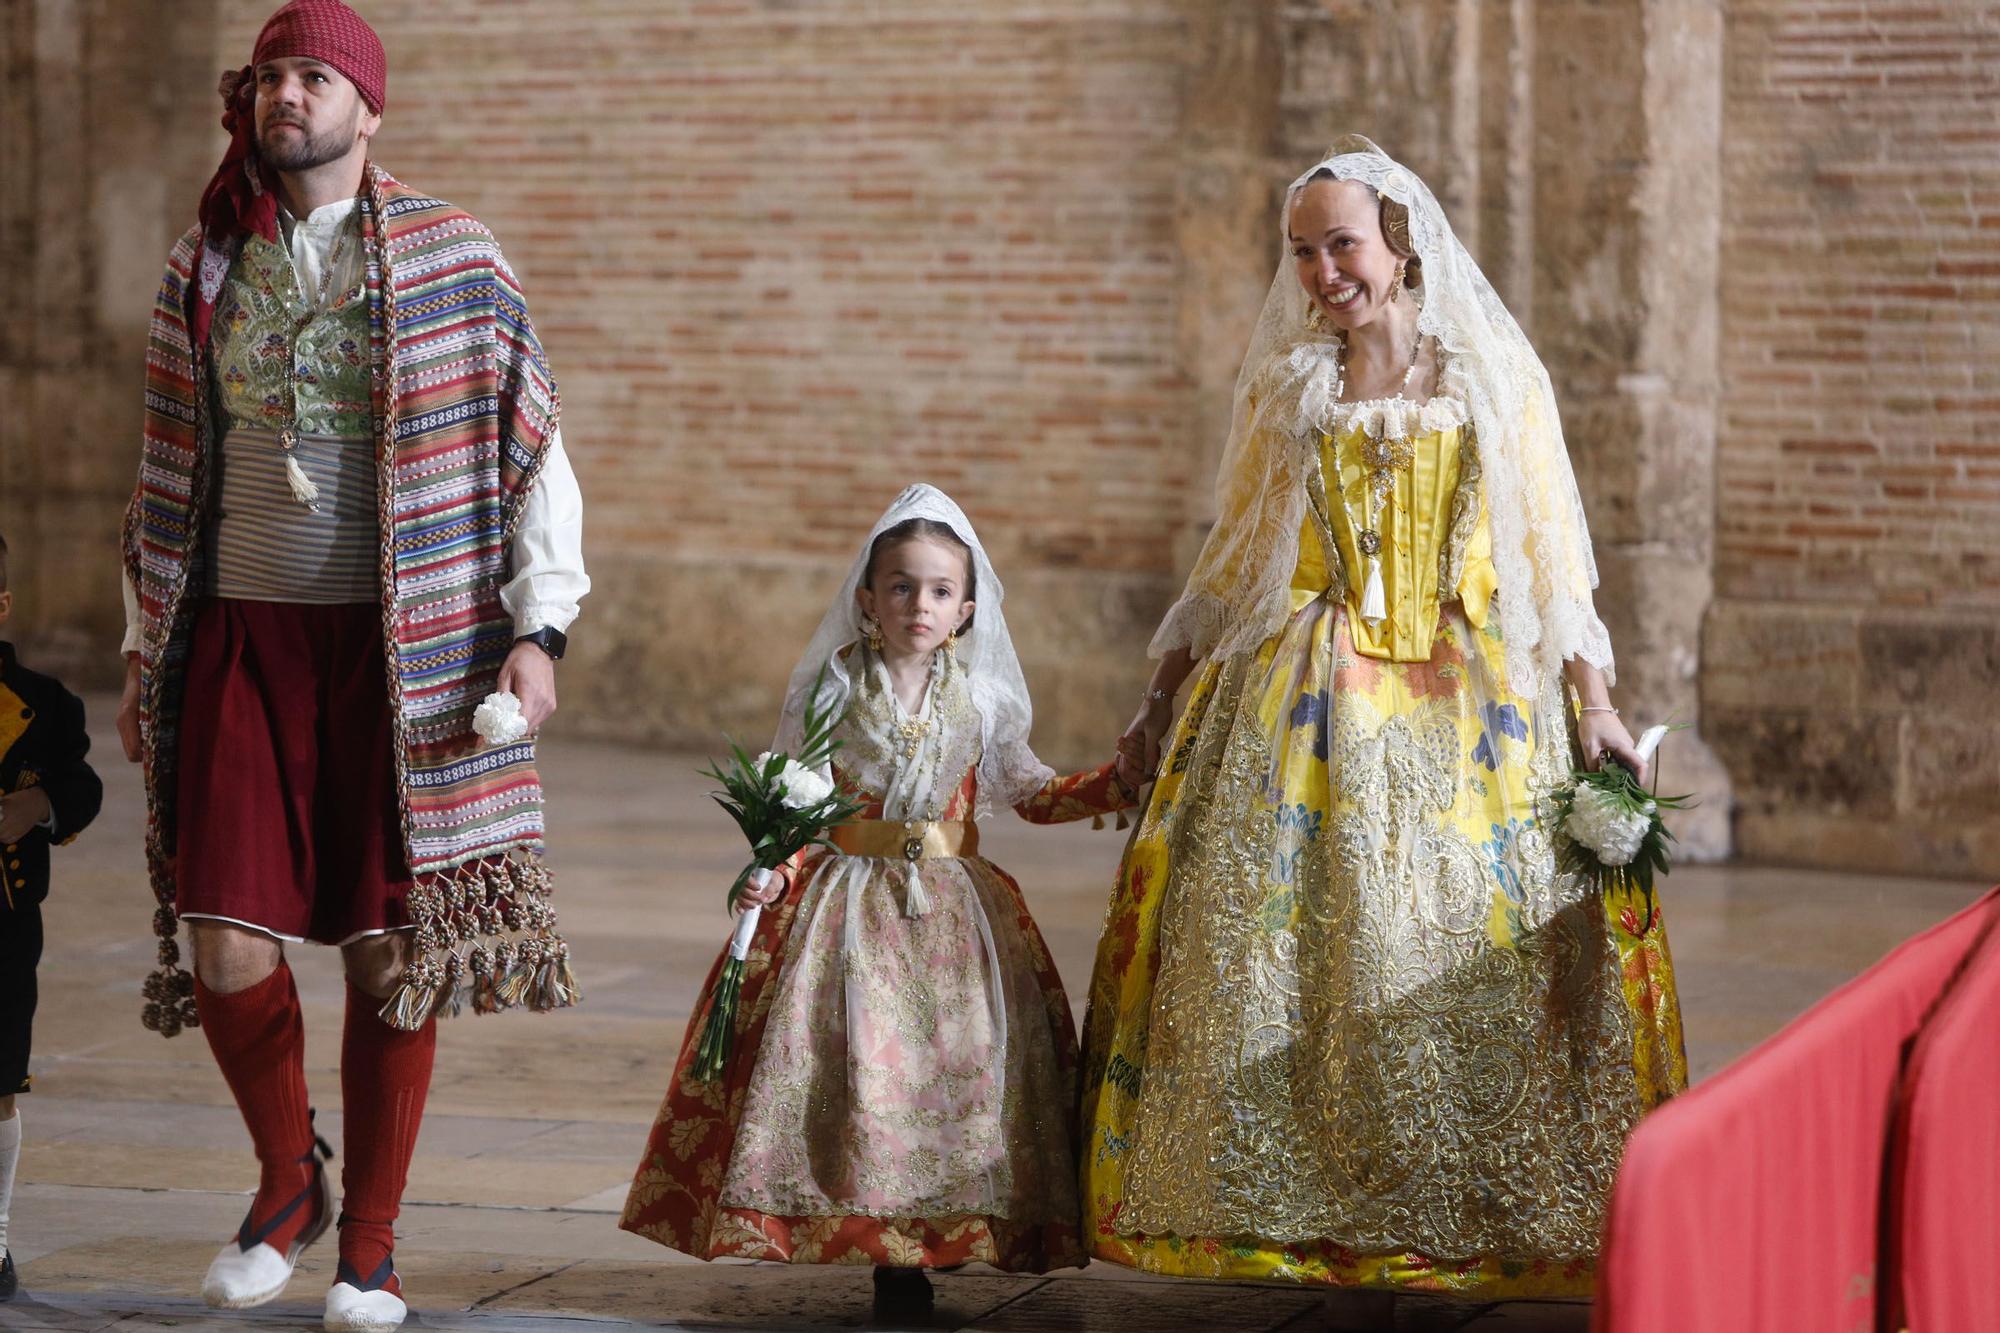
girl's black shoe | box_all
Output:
[0,1250,18,1301]
[871,1265,933,1315]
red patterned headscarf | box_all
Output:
[197,0,388,247]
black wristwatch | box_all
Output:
[515,627,568,661]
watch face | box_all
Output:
[520,628,566,660]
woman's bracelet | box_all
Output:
[1145,687,1173,705]
[1578,705,1619,717]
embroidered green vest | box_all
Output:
[211,231,372,438]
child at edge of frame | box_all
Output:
[0,525,107,1300]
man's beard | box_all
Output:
[257,115,357,173]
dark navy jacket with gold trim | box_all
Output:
[0,642,103,911]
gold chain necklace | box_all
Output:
[882,649,941,765]
[274,210,355,514]
[1324,325,1426,620]
[877,648,949,863]
[895,712,932,762]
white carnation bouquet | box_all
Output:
[691,664,864,1081]
[472,691,531,745]
[1549,724,1692,935]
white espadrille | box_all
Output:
[200,1152,334,1309]
[324,1256,407,1332]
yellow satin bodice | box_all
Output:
[1290,415,1498,662]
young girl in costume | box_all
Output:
[620,484,1135,1311]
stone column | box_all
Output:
[1530,0,1731,856]
[0,0,224,684]
[1168,0,1285,568]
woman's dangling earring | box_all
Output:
[863,616,884,652]
[1389,263,1406,302]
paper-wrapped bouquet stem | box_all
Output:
[689,664,864,1082]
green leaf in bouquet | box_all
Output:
[707,795,754,840]
[691,954,746,1083]
[723,862,755,911]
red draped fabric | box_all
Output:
[1594,888,2000,1333]
[1883,896,2000,1333]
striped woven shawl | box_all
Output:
[124,165,576,1034]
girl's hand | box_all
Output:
[1115,697,1172,792]
[739,867,785,908]
[1578,711,1649,786]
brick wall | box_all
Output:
[201,0,1198,757]
[0,2,221,671]
[1707,1,2000,873]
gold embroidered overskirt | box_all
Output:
[1079,592,1686,1297]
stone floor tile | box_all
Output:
[0,1296,133,1333]
[1267,1293,1590,1332]
[1460,1300,1593,1330]
[963,1276,1321,1332]
[479,1260,1032,1328]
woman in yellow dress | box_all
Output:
[1079,138,1686,1311]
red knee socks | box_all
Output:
[195,965,437,1288]
[336,982,436,1291]
[195,962,326,1254]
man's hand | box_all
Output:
[118,654,143,763]
[0,787,52,843]
[497,641,558,732]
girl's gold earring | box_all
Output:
[944,626,959,655]
[863,617,884,652]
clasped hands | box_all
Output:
[1114,693,1174,793]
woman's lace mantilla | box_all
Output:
[1150,140,1614,697]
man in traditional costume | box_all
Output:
[116,4,587,1328]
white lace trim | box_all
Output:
[1289,341,1474,442]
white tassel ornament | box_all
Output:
[1360,562,1387,624]
[283,452,321,512]
[903,869,931,919]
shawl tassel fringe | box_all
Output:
[378,851,581,1032]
